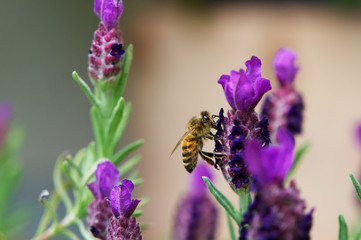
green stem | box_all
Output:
[35,192,60,237]
[32,213,76,240]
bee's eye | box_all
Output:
[203,115,209,120]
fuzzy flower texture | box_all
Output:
[261,48,304,140]
[88,0,125,83]
[173,162,218,240]
[87,161,141,240]
[240,128,313,240]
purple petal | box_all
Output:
[235,70,254,111]
[244,140,268,184]
[189,162,214,195]
[87,182,100,199]
[245,56,262,80]
[95,0,123,30]
[244,128,295,186]
[109,185,121,217]
[121,179,134,192]
[88,161,120,199]
[94,0,102,18]
[273,48,299,86]
[218,74,236,109]
[123,199,141,219]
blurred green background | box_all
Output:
[2,0,361,239]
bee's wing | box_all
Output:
[169,127,195,158]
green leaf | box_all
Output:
[350,173,361,202]
[109,102,131,155]
[54,155,72,212]
[286,142,311,183]
[72,71,100,111]
[132,178,143,186]
[62,161,78,190]
[202,177,241,223]
[137,197,149,208]
[106,97,125,154]
[114,44,133,100]
[132,209,143,217]
[90,106,105,157]
[111,139,144,165]
[118,154,141,175]
[226,213,236,240]
[338,214,348,240]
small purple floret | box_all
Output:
[88,161,120,200]
[94,0,123,30]
[109,179,141,219]
[244,128,295,186]
[218,56,272,112]
[273,48,299,86]
[110,43,125,58]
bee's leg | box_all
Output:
[199,151,215,166]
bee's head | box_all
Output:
[201,111,216,127]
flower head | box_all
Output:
[273,48,299,86]
[110,43,125,58]
[94,0,123,31]
[0,102,12,150]
[244,128,294,186]
[87,161,120,239]
[107,179,142,240]
[108,179,140,219]
[261,48,304,139]
[218,56,271,112]
[240,128,313,240]
[173,163,218,240]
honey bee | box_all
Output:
[170,111,223,173]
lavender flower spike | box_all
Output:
[173,162,218,240]
[218,56,272,112]
[107,179,142,240]
[240,128,313,240]
[87,160,120,239]
[94,0,123,31]
[273,48,299,86]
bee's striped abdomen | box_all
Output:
[182,133,199,173]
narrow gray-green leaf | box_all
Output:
[114,44,133,100]
[132,209,143,218]
[203,177,241,223]
[72,71,100,111]
[111,139,144,165]
[109,103,131,154]
[90,106,105,157]
[107,97,125,146]
[226,213,236,240]
[350,173,361,202]
[338,214,348,240]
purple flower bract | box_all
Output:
[88,160,120,200]
[244,128,295,186]
[218,56,271,112]
[94,0,123,30]
[108,179,141,219]
[273,48,299,86]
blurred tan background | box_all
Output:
[2,0,361,239]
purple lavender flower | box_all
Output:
[173,162,218,240]
[87,161,120,240]
[261,48,304,139]
[88,0,124,83]
[239,128,313,240]
[94,0,123,31]
[214,56,271,191]
[273,48,299,86]
[218,56,271,113]
[107,179,142,240]
[0,103,12,151]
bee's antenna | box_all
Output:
[212,115,219,119]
